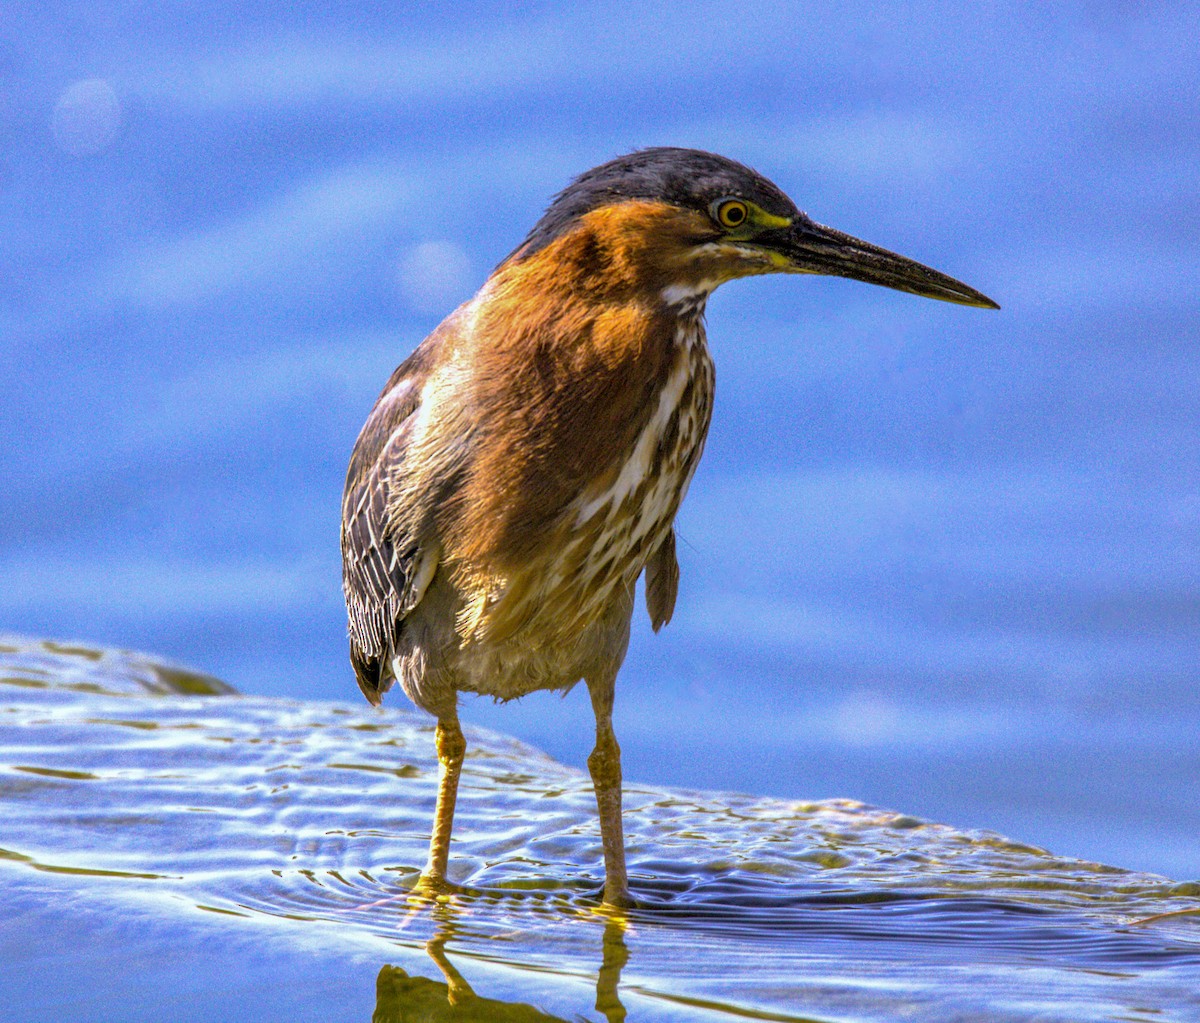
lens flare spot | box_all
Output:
[52,78,121,156]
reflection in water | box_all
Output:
[374,909,628,1022]
[595,918,629,1023]
[374,961,567,1023]
[2,636,1199,1022]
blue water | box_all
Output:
[3,638,1199,1022]
[2,0,1198,899]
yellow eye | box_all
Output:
[714,198,749,229]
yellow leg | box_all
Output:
[421,715,465,890]
[587,680,633,907]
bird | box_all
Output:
[341,147,997,907]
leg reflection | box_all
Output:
[595,917,629,1023]
[372,906,630,1022]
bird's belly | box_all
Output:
[445,511,677,702]
[450,606,629,702]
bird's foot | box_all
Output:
[583,881,642,912]
[603,891,641,912]
[600,893,638,917]
[407,871,464,906]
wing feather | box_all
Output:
[340,343,442,704]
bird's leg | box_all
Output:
[586,676,633,907]
[420,713,466,892]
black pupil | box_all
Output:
[724,204,744,224]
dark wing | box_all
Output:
[341,342,440,705]
[644,528,679,632]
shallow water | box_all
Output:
[3,636,1199,1022]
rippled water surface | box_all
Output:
[3,636,1199,1022]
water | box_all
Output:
[3,2,1199,888]
[4,636,1198,1021]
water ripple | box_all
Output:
[2,635,1198,1021]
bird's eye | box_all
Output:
[714,198,748,229]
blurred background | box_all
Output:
[2,3,1197,877]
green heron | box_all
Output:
[341,148,997,907]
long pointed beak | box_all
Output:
[777,218,999,309]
